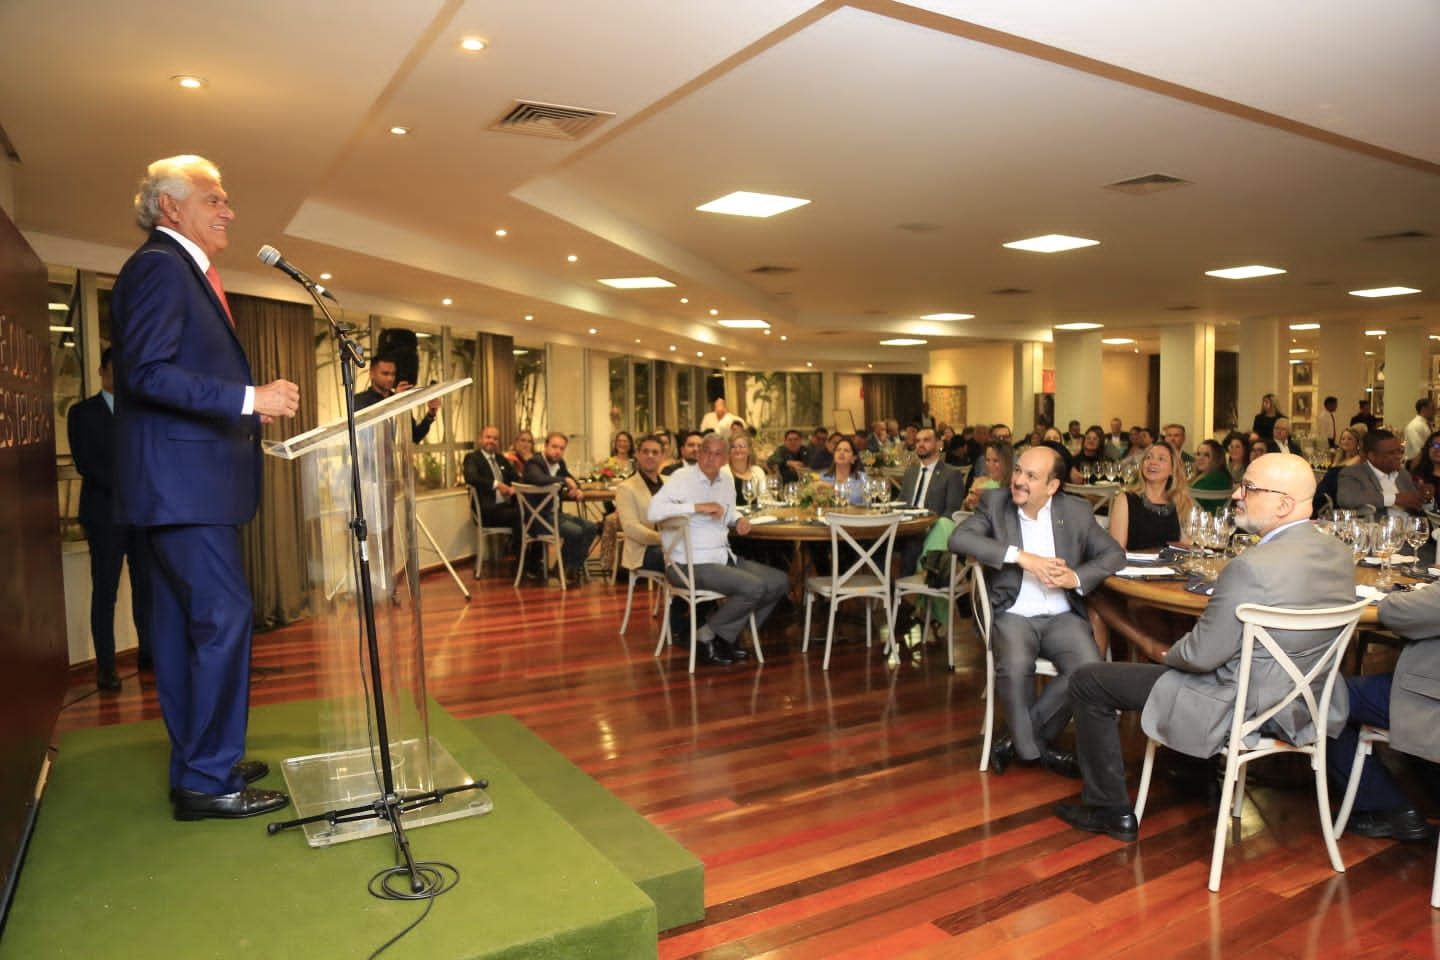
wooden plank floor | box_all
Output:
[53,569,1440,958]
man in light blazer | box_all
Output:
[1056,454,1354,841]
[615,434,666,575]
[1337,428,1424,516]
[112,155,299,820]
[950,445,1124,776]
[1327,583,1440,840]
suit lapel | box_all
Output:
[152,230,244,348]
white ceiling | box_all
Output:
[3,0,1437,367]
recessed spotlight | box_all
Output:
[709,309,719,316]
[669,345,677,351]
[512,348,529,356]
[495,229,507,238]
[172,75,206,90]
[1364,351,1376,357]
[588,328,597,335]
[867,363,874,369]
[1055,322,1103,331]
[1288,322,1321,330]
[1003,234,1099,253]
[1350,286,1420,298]
[442,298,453,306]
[1205,265,1286,280]
[49,325,74,333]
[389,125,410,136]
[1365,329,1387,336]
[780,335,788,342]
[1288,348,1307,354]
[720,356,727,362]
[524,315,534,321]
[695,191,811,218]
[717,319,769,329]
[696,351,704,358]
[566,255,578,263]
[598,277,674,289]
[680,297,689,304]
[1289,359,1303,365]
[635,338,642,344]
[319,273,332,281]
[920,313,975,321]
[414,332,433,339]
[880,338,927,346]
[460,37,487,52]
[805,361,813,368]
[1102,337,1135,345]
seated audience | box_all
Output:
[1188,439,1233,511]
[722,433,769,508]
[1407,430,1440,505]
[609,431,636,476]
[663,430,703,477]
[768,429,808,483]
[1223,432,1249,483]
[504,429,534,474]
[962,441,1012,510]
[522,431,599,580]
[1338,429,1425,517]
[615,434,667,576]
[1267,417,1303,455]
[1055,454,1352,842]
[802,426,833,472]
[463,425,521,546]
[1069,427,1106,483]
[819,436,867,506]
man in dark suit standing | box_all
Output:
[950,445,1124,776]
[353,350,438,442]
[463,425,520,544]
[111,155,299,821]
[1055,454,1354,841]
[68,347,151,691]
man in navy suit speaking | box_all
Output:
[111,155,299,820]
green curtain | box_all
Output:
[232,293,318,629]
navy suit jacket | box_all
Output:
[67,391,116,531]
[110,230,260,527]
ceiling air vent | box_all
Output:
[749,265,796,275]
[1104,173,1191,196]
[489,100,615,141]
[991,287,1031,296]
[1366,229,1433,242]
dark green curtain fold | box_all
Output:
[232,294,318,629]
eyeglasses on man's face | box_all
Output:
[1236,481,1289,500]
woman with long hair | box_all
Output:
[962,441,1013,510]
[819,436,867,505]
[1252,393,1280,441]
[1332,427,1363,468]
[505,429,535,473]
[1188,439,1232,514]
[721,433,768,507]
[1069,426,1106,483]
[1223,432,1248,483]
[609,430,636,476]
[1408,429,1440,504]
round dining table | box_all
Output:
[739,505,938,597]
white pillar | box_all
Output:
[1054,331,1104,433]
[1237,317,1284,433]
[1158,322,1215,442]
[1383,324,1430,431]
[1012,341,1046,432]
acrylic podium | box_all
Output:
[264,378,492,846]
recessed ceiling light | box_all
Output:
[763,329,772,335]
[319,273,332,281]
[1205,265,1286,280]
[880,338,927,346]
[587,328,597,335]
[696,351,704,358]
[1288,348,1307,354]
[414,332,433,339]
[668,345,677,351]
[920,313,975,321]
[680,297,689,304]
[1350,286,1421,298]
[49,325,74,333]
[717,319,770,329]
[1364,351,1376,356]
[779,335,788,342]
[1003,234,1099,253]
[708,309,719,316]
[635,338,642,344]
[1288,322,1321,331]
[389,126,410,136]
[597,277,674,289]
[512,348,529,356]
[441,298,453,306]
[867,363,874,369]
[524,314,534,321]
[460,37,487,52]
[566,255,578,263]
[172,75,206,90]
[805,361,813,368]
[696,191,811,218]
[1365,329,1387,336]
[1102,337,1135,345]
[1288,358,1303,365]
[1055,322,1103,331]
[720,356,727,362]
[494,229,507,237]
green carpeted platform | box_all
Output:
[465,714,703,932]
[4,703,657,959]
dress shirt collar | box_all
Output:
[101,389,114,413]
[1258,518,1308,546]
[156,225,210,273]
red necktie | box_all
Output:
[206,264,234,326]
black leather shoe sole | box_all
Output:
[173,787,290,821]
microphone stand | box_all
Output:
[265,277,485,895]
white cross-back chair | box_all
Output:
[892,549,966,670]
[1133,598,1370,892]
[969,561,1058,772]
[468,486,512,579]
[802,512,902,670]
[512,482,566,590]
[654,516,760,673]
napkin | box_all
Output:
[1117,565,1177,577]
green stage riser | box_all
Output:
[4,703,657,960]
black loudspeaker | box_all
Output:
[377,328,420,386]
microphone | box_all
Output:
[256,245,337,301]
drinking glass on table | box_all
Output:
[1372,516,1407,588]
[1404,515,1430,574]
[741,478,757,508]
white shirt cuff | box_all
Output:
[1003,545,1019,564]
[242,385,255,416]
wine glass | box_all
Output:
[1404,515,1430,574]
[1372,516,1406,588]
[741,478,757,509]
[1345,520,1370,568]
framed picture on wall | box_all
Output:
[1292,391,1313,420]
[1291,362,1313,387]
[925,385,966,429]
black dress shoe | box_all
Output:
[1349,807,1435,841]
[989,735,1019,775]
[233,760,269,785]
[1055,803,1139,842]
[1039,746,1081,779]
[173,786,290,821]
[695,641,733,666]
[96,668,122,692]
[713,637,750,662]
[136,652,154,672]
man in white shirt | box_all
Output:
[950,446,1124,776]
[698,396,743,436]
[1404,397,1435,463]
[1337,429,1424,517]
[648,434,789,665]
[1318,396,1340,450]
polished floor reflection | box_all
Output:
[54,570,1440,958]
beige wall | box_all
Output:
[1099,352,1150,430]
[0,158,13,219]
[833,373,865,435]
[926,344,1017,428]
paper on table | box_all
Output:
[1125,551,1162,563]
[1355,584,1385,603]
[1117,565,1177,577]
[745,515,779,526]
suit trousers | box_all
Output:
[992,610,1102,760]
[83,520,151,670]
[678,558,789,643]
[143,524,254,795]
[1327,673,1415,812]
[559,513,597,570]
[1071,662,1166,808]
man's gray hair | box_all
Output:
[134,155,221,230]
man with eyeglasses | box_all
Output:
[1337,429,1424,517]
[1054,453,1354,842]
[950,445,1124,777]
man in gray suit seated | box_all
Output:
[950,445,1124,777]
[1327,584,1440,840]
[1337,428,1425,517]
[1056,453,1354,841]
